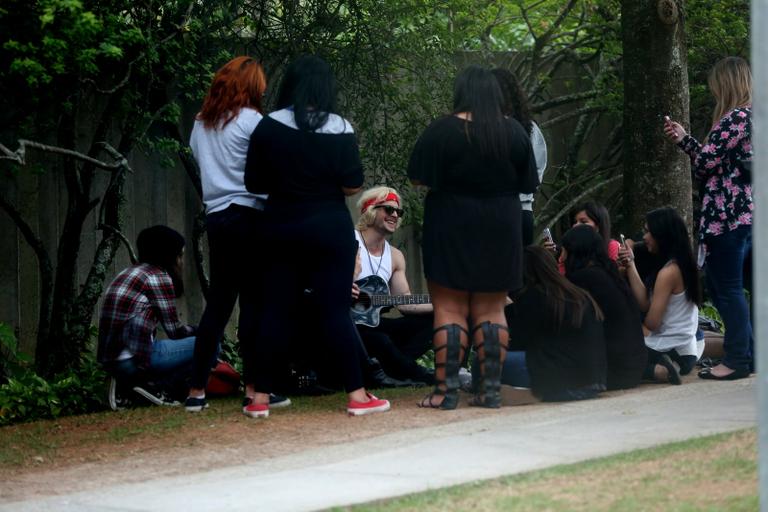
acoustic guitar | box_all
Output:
[351,275,431,327]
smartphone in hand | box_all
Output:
[619,233,626,247]
[542,228,554,244]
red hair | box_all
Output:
[197,56,267,129]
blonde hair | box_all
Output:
[355,186,403,230]
[708,57,752,127]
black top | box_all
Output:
[567,266,647,390]
[407,115,539,197]
[507,287,606,399]
[244,110,364,213]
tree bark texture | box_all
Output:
[621,0,692,233]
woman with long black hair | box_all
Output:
[561,225,647,390]
[491,68,548,246]
[244,55,389,417]
[620,207,701,383]
[408,65,539,409]
[495,246,606,402]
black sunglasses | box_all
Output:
[373,205,404,216]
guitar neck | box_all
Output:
[371,294,431,307]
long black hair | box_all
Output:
[561,224,633,301]
[572,201,613,245]
[491,68,533,135]
[645,207,702,305]
[452,65,510,160]
[520,246,602,330]
[276,55,337,131]
[137,225,185,297]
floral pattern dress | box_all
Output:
[679,106,753,245]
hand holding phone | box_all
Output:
[542,228,556,252]
[619,233,626,247]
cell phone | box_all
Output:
[542,228,554,244]
[619,233,626,246]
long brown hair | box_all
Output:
[197,56,267,129]
[708,56,751,127]
[521,246,603,329]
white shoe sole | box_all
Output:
[347,400,391,416]
[133,387,181,407]
[269,397,292,408]
[242,407,270,418]
[108,378,118,411]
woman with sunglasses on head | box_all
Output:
[663,56,753,380]
[244,55,389,417]
[408,65,539,409]
[619,207,701,384]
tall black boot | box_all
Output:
[418,323,467,410]
[470,321,507,409]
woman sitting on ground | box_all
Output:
[560,225,647,390]
[489,246,606,402]
[619,207,702,384]
[546,201,622,273]
[97,226,196,409]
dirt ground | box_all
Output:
[0,378,694,504]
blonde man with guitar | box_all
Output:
[352,187,435,385]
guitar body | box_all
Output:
[351,275,390,327]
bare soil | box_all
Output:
[0,377,697,504]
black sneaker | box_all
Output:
[184,396,208,412]
[132,385,181,407]
[269,393,292,408]
[107,377,134,411]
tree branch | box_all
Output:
[537,174,623,230]
[0,139,125,171]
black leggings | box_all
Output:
[190,205,265,389]
[644,348,697,378]
[250,208,366,393]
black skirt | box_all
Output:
[422,190,523,292]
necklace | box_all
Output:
[359,230,384,277]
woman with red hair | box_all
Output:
[186,56,288,413]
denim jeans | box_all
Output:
[105,336,197,395]
[471,350,531,389]
[705,225,753,372]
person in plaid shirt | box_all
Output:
[98,225,197,408]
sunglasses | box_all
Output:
[373,205,404,216]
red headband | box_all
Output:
[361,192,400,214]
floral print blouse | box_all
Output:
[679,106,753,241]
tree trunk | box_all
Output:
[621,0,692,233]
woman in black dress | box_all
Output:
[408,65,539,409]
[243,55,390,417]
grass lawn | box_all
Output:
[334,428,757,512]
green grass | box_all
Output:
[333,429,758,512]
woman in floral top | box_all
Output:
[664,56,753,380]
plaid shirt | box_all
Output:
[97,263,194,368]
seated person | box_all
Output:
[97,226,196,409]
[352,187,434,385]
[545,201,621,272]
[619,207,702,383]
[484,246,606,402]
[560,225,647,390]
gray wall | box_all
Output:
[0,149,206,355]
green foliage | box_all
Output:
[686,0,750,135]
[0,357,107,426]
[0,324,107,425]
